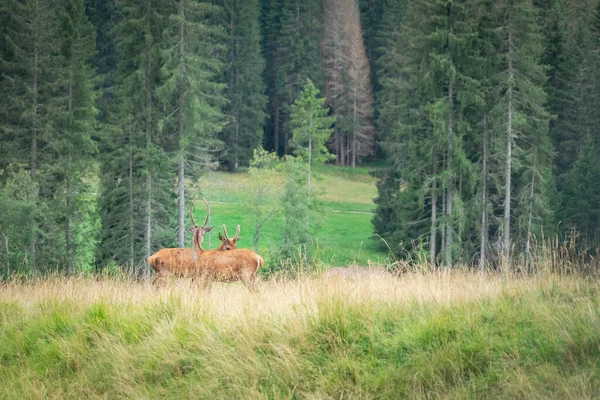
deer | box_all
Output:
[148,198,237,283]
[149,197,264,290]
[217,224,241,250]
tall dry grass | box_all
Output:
[1,271,599,399]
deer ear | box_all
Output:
[218,233,224,240]
[205,226,214,233]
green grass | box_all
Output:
[190,164,385,266]
[1,273,599,398]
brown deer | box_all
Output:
[150,198,264,290]
[148,198,236,283]
[217,224,240,250]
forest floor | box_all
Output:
[1,272,599,398]
[189,163,389,267]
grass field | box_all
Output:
[1,272,599,398]
[188,164,387,267]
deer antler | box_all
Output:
[201,197,210,230]
[189,197,198,227]
[233,225,240,241]
[222,224,230,240]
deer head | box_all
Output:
[217,224,240,250]
[190,196,214,262]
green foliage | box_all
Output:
[0,168,38,275]
[220,0,268,171]
[278,156,310,262]
[289,79,335,165]
[1,275,599,397]
[247,149,282,252]
[269,0,324,155]
[561,134,600,242]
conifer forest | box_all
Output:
[1,0,600,275]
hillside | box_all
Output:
[190,164,388,268]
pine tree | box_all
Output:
[50,0,99,274]
[0,0,63,269]
[158,0,227,248]
[289,78,335,208]
[98,0,175,273]
[561,134,600,243]
[272,0,324,156]
[489,0,551,264]
[220,0,267,171]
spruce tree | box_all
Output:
[220,0,267,171]
[51,0,99,274]
[0,0,62,269]
[561,134,600,243]
[489,0,551,264]
[289,78,335,208]
[158,0,227,248]
[272,0,324,156]
[98,0,175,273]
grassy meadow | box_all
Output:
[1,272,599,398]
[190,164,387,267]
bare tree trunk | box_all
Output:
[66,67,74,276]
[480,113,489,271]
[340,132,345,166]
[30,31,39,271]
[352,83,357,168]
[503,21,514,267]
[430,148,437,267]
[525,157,536,273]
[274,104,280,155]
[441,153,446,256]
[129,128,135,273]
[144,2,153,280]
[445,81,454,269]
[1,232,9,277]
[177,1,186,248]
[307,113,312,234]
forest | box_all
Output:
[1,0,600,275]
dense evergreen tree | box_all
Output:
[97,0,175,273]
[561,134,600,243]
[271,0,324,156]
[489,0,552,264]
[220,0,267,171]
[50,0,99,274]
[158,0,227,247]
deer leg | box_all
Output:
[152,269,170,288]
[242,272,257,292]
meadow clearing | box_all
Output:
[190,164,387,268]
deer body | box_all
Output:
[149,198,263,289]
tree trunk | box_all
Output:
[307,112,312,234]
[430,148,437,267]
[274,103,280,155]
[340,131,345,166]
[144,3,153,280]
[445,81,454,269]
[441,154,446,256]
[30,38,39,271]
[352,83,357,168]
[129,127,135,273]
[177,1,186,248]
[480,113,489,271]
[1,232,9,277]
[504,22,514,267]
[66,67,74,276]
[525,157,536,274]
